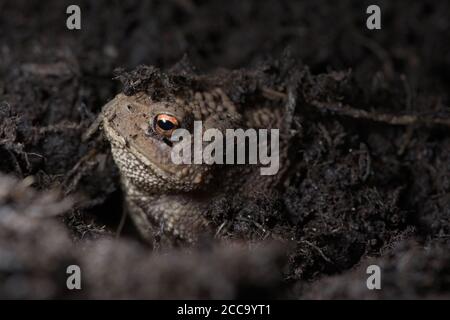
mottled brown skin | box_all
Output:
[102,88,286,244]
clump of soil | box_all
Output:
[301,238,450,299]
[0,0,449,299]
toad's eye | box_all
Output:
[154,114,179,137]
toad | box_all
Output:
[100,68,290,244]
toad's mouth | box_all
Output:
[103,117,176,180]
[103,116,213,192]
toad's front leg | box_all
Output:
[125,186,213,244]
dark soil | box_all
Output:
[0,0,449,299]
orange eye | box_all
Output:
[154,114,179,137]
